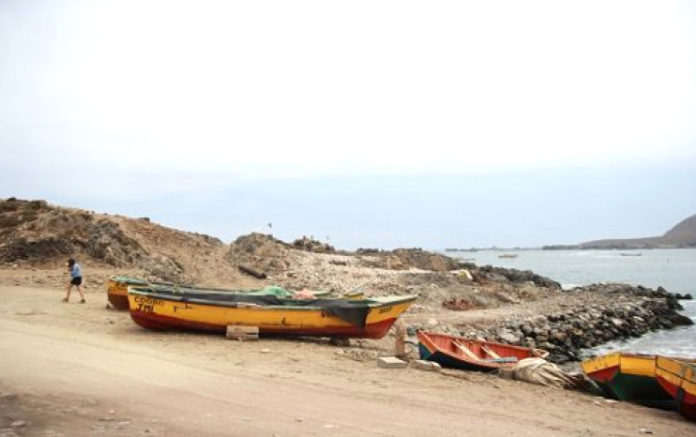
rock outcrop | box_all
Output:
[292,236,336,254]
[358,248,462,272]
[225,233,296,275]
[0,198,228,283]
[468,264,561,290]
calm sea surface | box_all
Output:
[448,249,696,357]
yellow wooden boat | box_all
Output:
[107,276,150,310]
[581,352,673,408]
[127,286,416,339]
[655,356,696,420]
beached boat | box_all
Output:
[107,276,150,310]
[127,286,416,339]
[655,356,696,420]
[417,331,548,371]
[107,277,331,311]
[581,352,677,408]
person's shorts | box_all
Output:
[71,277,82,286]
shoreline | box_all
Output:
[448,248,696,299]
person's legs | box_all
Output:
[63,283,72,302]
[77,284,85,303]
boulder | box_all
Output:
[497,329,521,345]
[412,360,442,372]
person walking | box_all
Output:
[63,258,85,303]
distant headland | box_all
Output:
[543,213,696,250]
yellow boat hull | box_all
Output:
[581,352,672,407]
[127,291,416,339]
[107,276,148,310]
[655,356,696,420]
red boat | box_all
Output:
[417,331,548,371]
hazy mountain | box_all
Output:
[575,214,696,249]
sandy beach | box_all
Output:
[1,279,694,437]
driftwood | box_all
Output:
[238,264,267,279]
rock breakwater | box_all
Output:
[480,298,691,363]
[411,284,694,364]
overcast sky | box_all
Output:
[1,1,695,249]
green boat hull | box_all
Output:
[597,373,675,409]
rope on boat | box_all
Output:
[511,358,585,389]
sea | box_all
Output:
[448,248,696,357]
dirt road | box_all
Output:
[1,285,694,437]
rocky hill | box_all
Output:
[1,197,567,311]
[544,213,696,250]
[659,213,696,246]
[0,197,245,286]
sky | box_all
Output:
[1,1,695,249]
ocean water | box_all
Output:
[449,249,696,357]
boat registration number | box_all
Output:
[378,306,392,314]
[133,296,165,313]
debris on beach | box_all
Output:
[376,356,407,369]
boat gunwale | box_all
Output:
[419,330,544,354]
[583,353,694,377]
[110,277,301,294]
[127,287,417,311]
[109,278,149,286]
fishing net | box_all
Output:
[511,358,586,389]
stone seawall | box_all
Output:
[482,285,693,363]
[417,284,694,364]
[482,297,692,363]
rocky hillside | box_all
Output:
[0,198,245,285]
[225,232,564,312]
[0,197,569,312]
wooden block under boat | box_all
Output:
[226,325,260,341]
